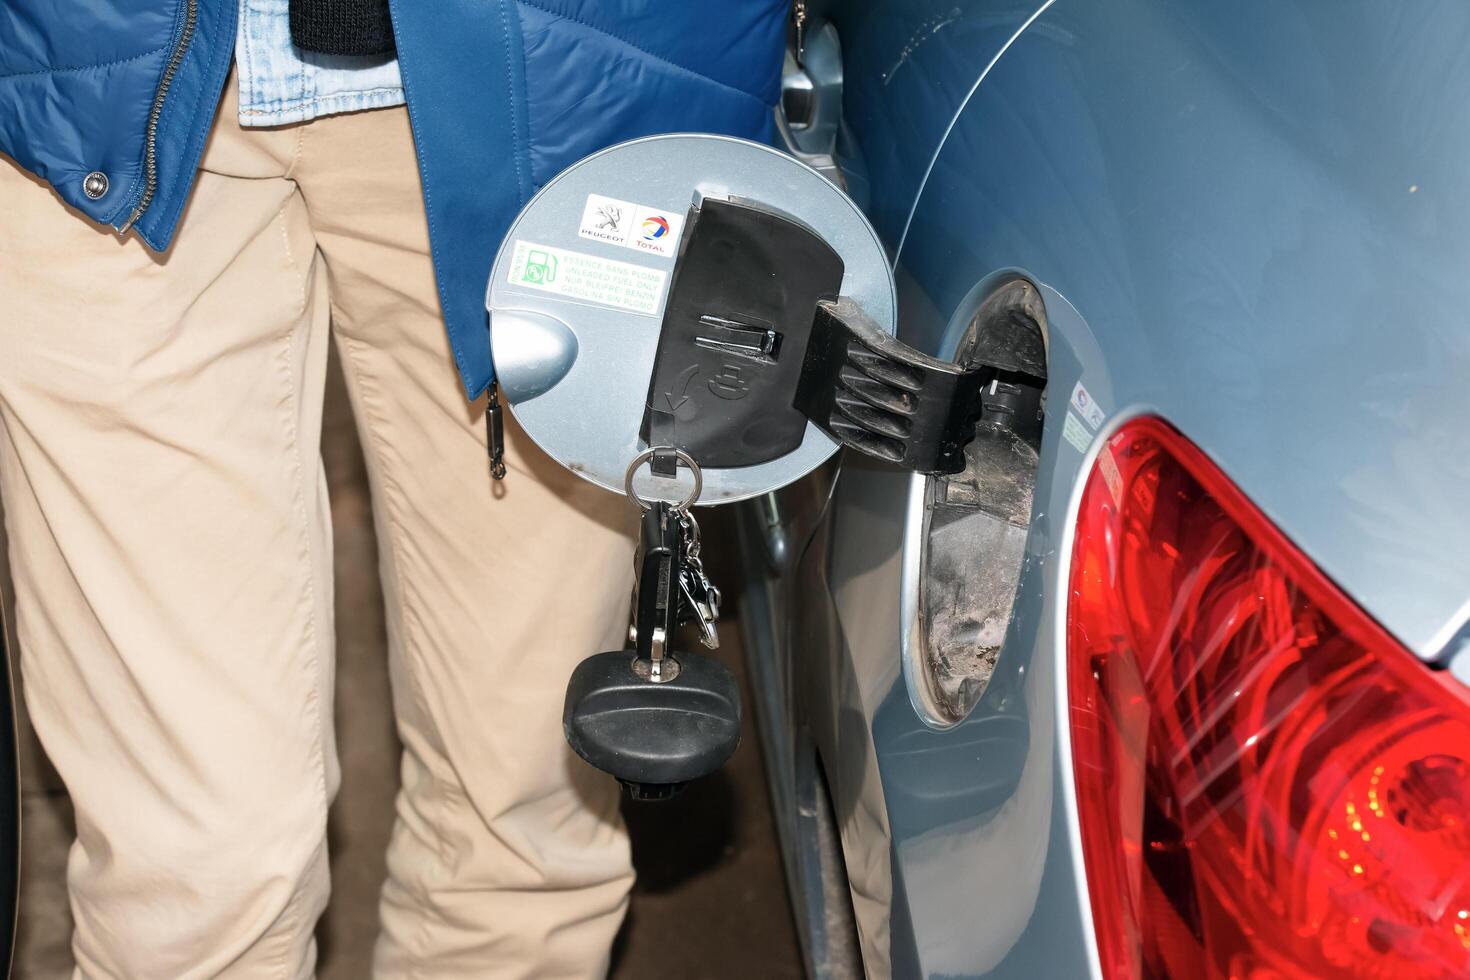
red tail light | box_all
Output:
[1067,416,1470,979]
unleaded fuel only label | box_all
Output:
[505,240,667,315]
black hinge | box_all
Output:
[638,197,989,478]
[796,297,989,475]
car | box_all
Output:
[739,1,1470,977]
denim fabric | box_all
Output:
[236,0,404,128]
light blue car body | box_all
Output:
[741,1,1470,976]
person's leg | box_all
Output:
[0,88,338,977]
[291,105,637,978]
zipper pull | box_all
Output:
[487,380,507,481]
[793,0,808,66]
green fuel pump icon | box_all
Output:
[522,249,557,285]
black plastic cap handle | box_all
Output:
[564,650,742,789]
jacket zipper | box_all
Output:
[118,0,199,234]
[793,0,807,65]
[486,381,507,481]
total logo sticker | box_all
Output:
[641,214,671,239]
[578,193,685,258]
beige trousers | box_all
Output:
[0,79,637,978]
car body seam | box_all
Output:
[893,0,1059,266]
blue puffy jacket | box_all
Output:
[0,0,788,397]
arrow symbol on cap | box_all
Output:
[664,364,699,414]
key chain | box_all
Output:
[560,446,741,799]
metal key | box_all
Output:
[679,567,721,649]
[674,505,722,649]
[624,447,723,650]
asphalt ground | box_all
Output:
[4,352,803,979]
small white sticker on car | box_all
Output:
[1063,411,1093,453]
[1070,381,1107,430]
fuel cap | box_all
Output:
[486,133,896,505]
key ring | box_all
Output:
[624,447,702,511]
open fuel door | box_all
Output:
[487,134,994,508]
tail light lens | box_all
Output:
[1067,416,1470,979]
